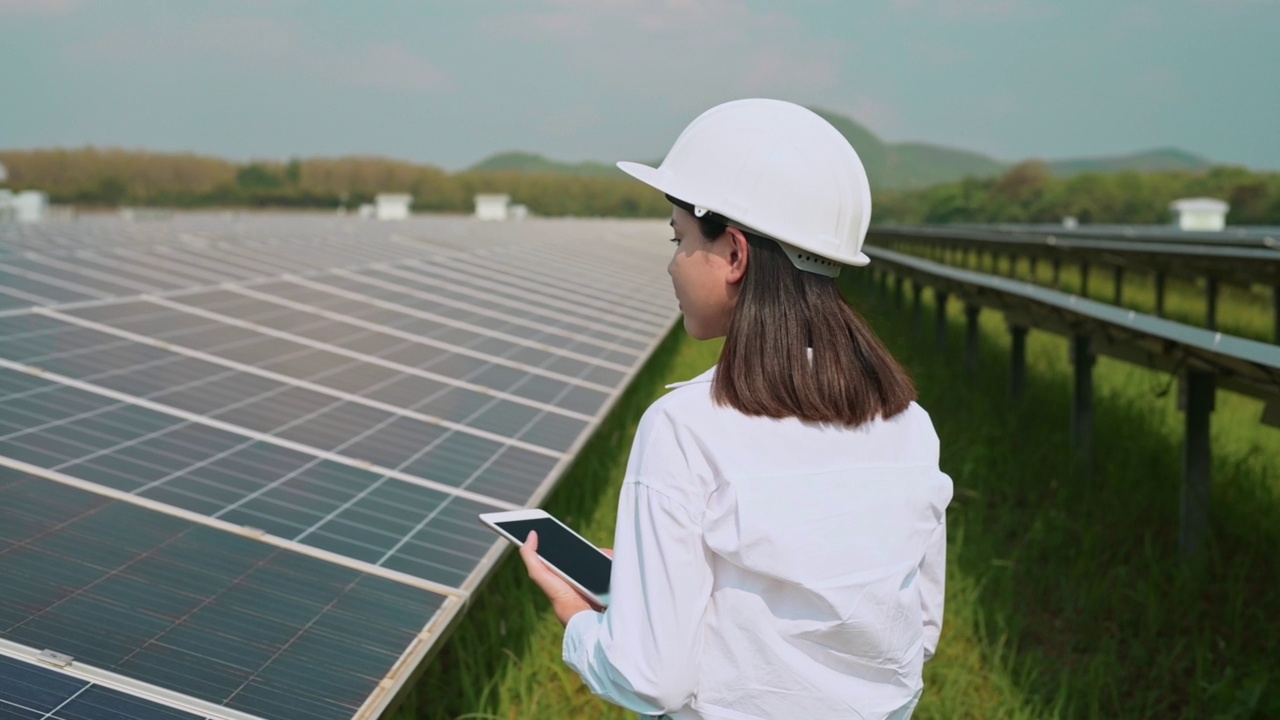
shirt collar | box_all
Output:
[665,365,717,389]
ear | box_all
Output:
[723,227,750,284]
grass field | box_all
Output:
[391,269,1280,720]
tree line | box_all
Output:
[0,148,669,218]
[875,161,1280,226]
[2,148,1277,226]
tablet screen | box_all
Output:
[495,517,611,596]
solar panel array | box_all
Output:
[0,213,677,720]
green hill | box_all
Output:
[465,112,1220,191]
[810,109,1007,190]
[1045,148,1214,177]
[469,111,1008,191]
[465,151,624,178]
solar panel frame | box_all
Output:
[0,647,226,720]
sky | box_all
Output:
[2,0,1278,172]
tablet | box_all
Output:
[479,508,612,608]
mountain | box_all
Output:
[810,109,1007,191]
[1045,148,1214,177]
[465,112,1221,191]
[465,151,624,178]
[468,111,1008,191]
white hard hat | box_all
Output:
[618,98,872,276]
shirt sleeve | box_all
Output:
[918,517,946,662]
[562,408,714,714]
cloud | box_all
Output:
[477,0,844,105]
[535,104,607,139]
[1190,0,1279,12]
[904,37,972,67]
[846,94,903,136]
[0,0,80,15]
[1108,5,1161,38]
[890,0,1056,20]
[331,42,452,94]
[75,15,451,94]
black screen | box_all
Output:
[496,518,611,596]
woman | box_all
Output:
[520,98,952,719]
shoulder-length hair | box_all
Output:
[668,195,916,427]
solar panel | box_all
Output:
[0,652,210,720]
[0,213,676,718]
[0,467,449,720]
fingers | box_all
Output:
[519,531,545,578]
[601,547,614,559]
[519,531,563,591]
[516,530,597,625]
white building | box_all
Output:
[1170,197,1229,231]
[374,193,413,220]
[0,190,49,223]
[0,161,7,184]
[474,193,511,221]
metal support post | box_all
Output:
[1206,278,1219,330]
[1156,272,1167,317]
[1113,267,1124,305]
[911,283,924,334]
[1080,262,1090,297]
[935,291,949,348]
[1274,283,1280,344]
[1010,325,1028,399]
[1052,259,1062,288]
[1179,371,1215,565]
[894,274,904,308]
[1071,335,1095,477]
[964,305,980,376]
[1028,256,1038,281]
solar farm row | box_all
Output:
[0,213,677,719]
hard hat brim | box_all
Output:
[616,160,871,268]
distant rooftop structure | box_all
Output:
[0,190,48,223]
[0,161,7,184]
[374,193,412,221]
[474,193,511,221]
[1170,197,1229,232]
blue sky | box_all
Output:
[3,0,1278,171]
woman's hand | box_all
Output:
[519,531,601,626]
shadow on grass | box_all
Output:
[391,324,694,720]
[850,276,1280,719]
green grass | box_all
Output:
[391,273,1280,720]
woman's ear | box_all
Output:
[724,227,750,284]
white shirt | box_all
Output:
[563,365,952,720]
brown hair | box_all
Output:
[668,195,916,427]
